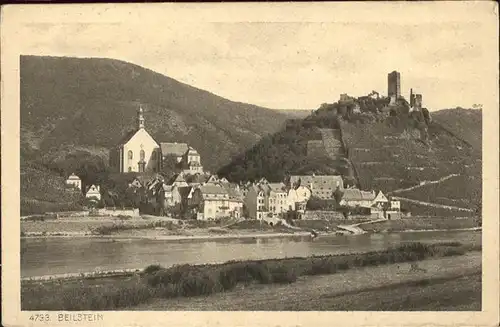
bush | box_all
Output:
[270,266,297,284]
[143,264,163,275]
[23,241,473,310]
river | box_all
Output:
[21,230,481,278]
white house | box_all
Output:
[65,173,82,191]
[85,185,101,201]
[289,175,343,200]
[287,185,312,214]
[268,183,291,216]
[390,200,401,211]
[191,184,232,220]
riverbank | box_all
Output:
[21,241,479,310]
[358,217,480,233]
[21,216,480,241]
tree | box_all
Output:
[333,186,344,206]
[161,154,181,178]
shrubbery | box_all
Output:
[22,241,475,310]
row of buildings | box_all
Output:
[67,170,402,220]
[135,172,401,220]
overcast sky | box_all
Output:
[10,2,498,111]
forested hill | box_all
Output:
[20,55,293,214]
[218,98,482,214]
[20,55,291,172]
[431,108,482,150]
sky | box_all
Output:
[8,2,498,111]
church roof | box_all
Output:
[117,129,140,146]
[160,142,189,157]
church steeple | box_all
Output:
[137,105,145,129]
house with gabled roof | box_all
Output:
[290,175,343,200]
[267,182,291,216]
[168,173,189,187]
[191,184,234,220]
[160,142,189,163]
[339,188,376,208]
[221,183,244,218]
[65,173,82,191]
[85,185,101,201]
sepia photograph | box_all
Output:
[2,2,499,326]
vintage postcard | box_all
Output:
[2,2,499,327]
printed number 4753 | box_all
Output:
[29,314,50,322]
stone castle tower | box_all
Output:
[388,71,401,99]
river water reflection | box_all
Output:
[21,230,481,277]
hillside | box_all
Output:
[278,109,312,119]
[219,100,482,216]
[20,55,294,213]
[431,108,482,150]
[20,55,291,172]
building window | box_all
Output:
[140,150,145,160]
[128,150,133,160]
[152,151,157,160]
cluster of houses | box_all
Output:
[66,169,402,221]
[64,105,402,221]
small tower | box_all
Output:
[137,105,145,129]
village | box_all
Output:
[59,70,427,226]
[14,5,488,314]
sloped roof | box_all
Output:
[185,173,210,184]
[187,147,199,155]
[66,173,81,180]
[117,129,139,146]
[162,184,174,192]
[167,173,186,185]
[268,182,287,193]
[199,184,228,195]
[86,185,99,193]
[342,189,376,201]
[160,142,189,157]
[222,184,244,200]
[290,175,343,189]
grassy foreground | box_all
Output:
[22,242,477,310]
[136,252,481,311]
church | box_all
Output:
[109,106,203,174]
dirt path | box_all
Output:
[391,196,473,212]
[388,173,460,195]
[337,218,387,235]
